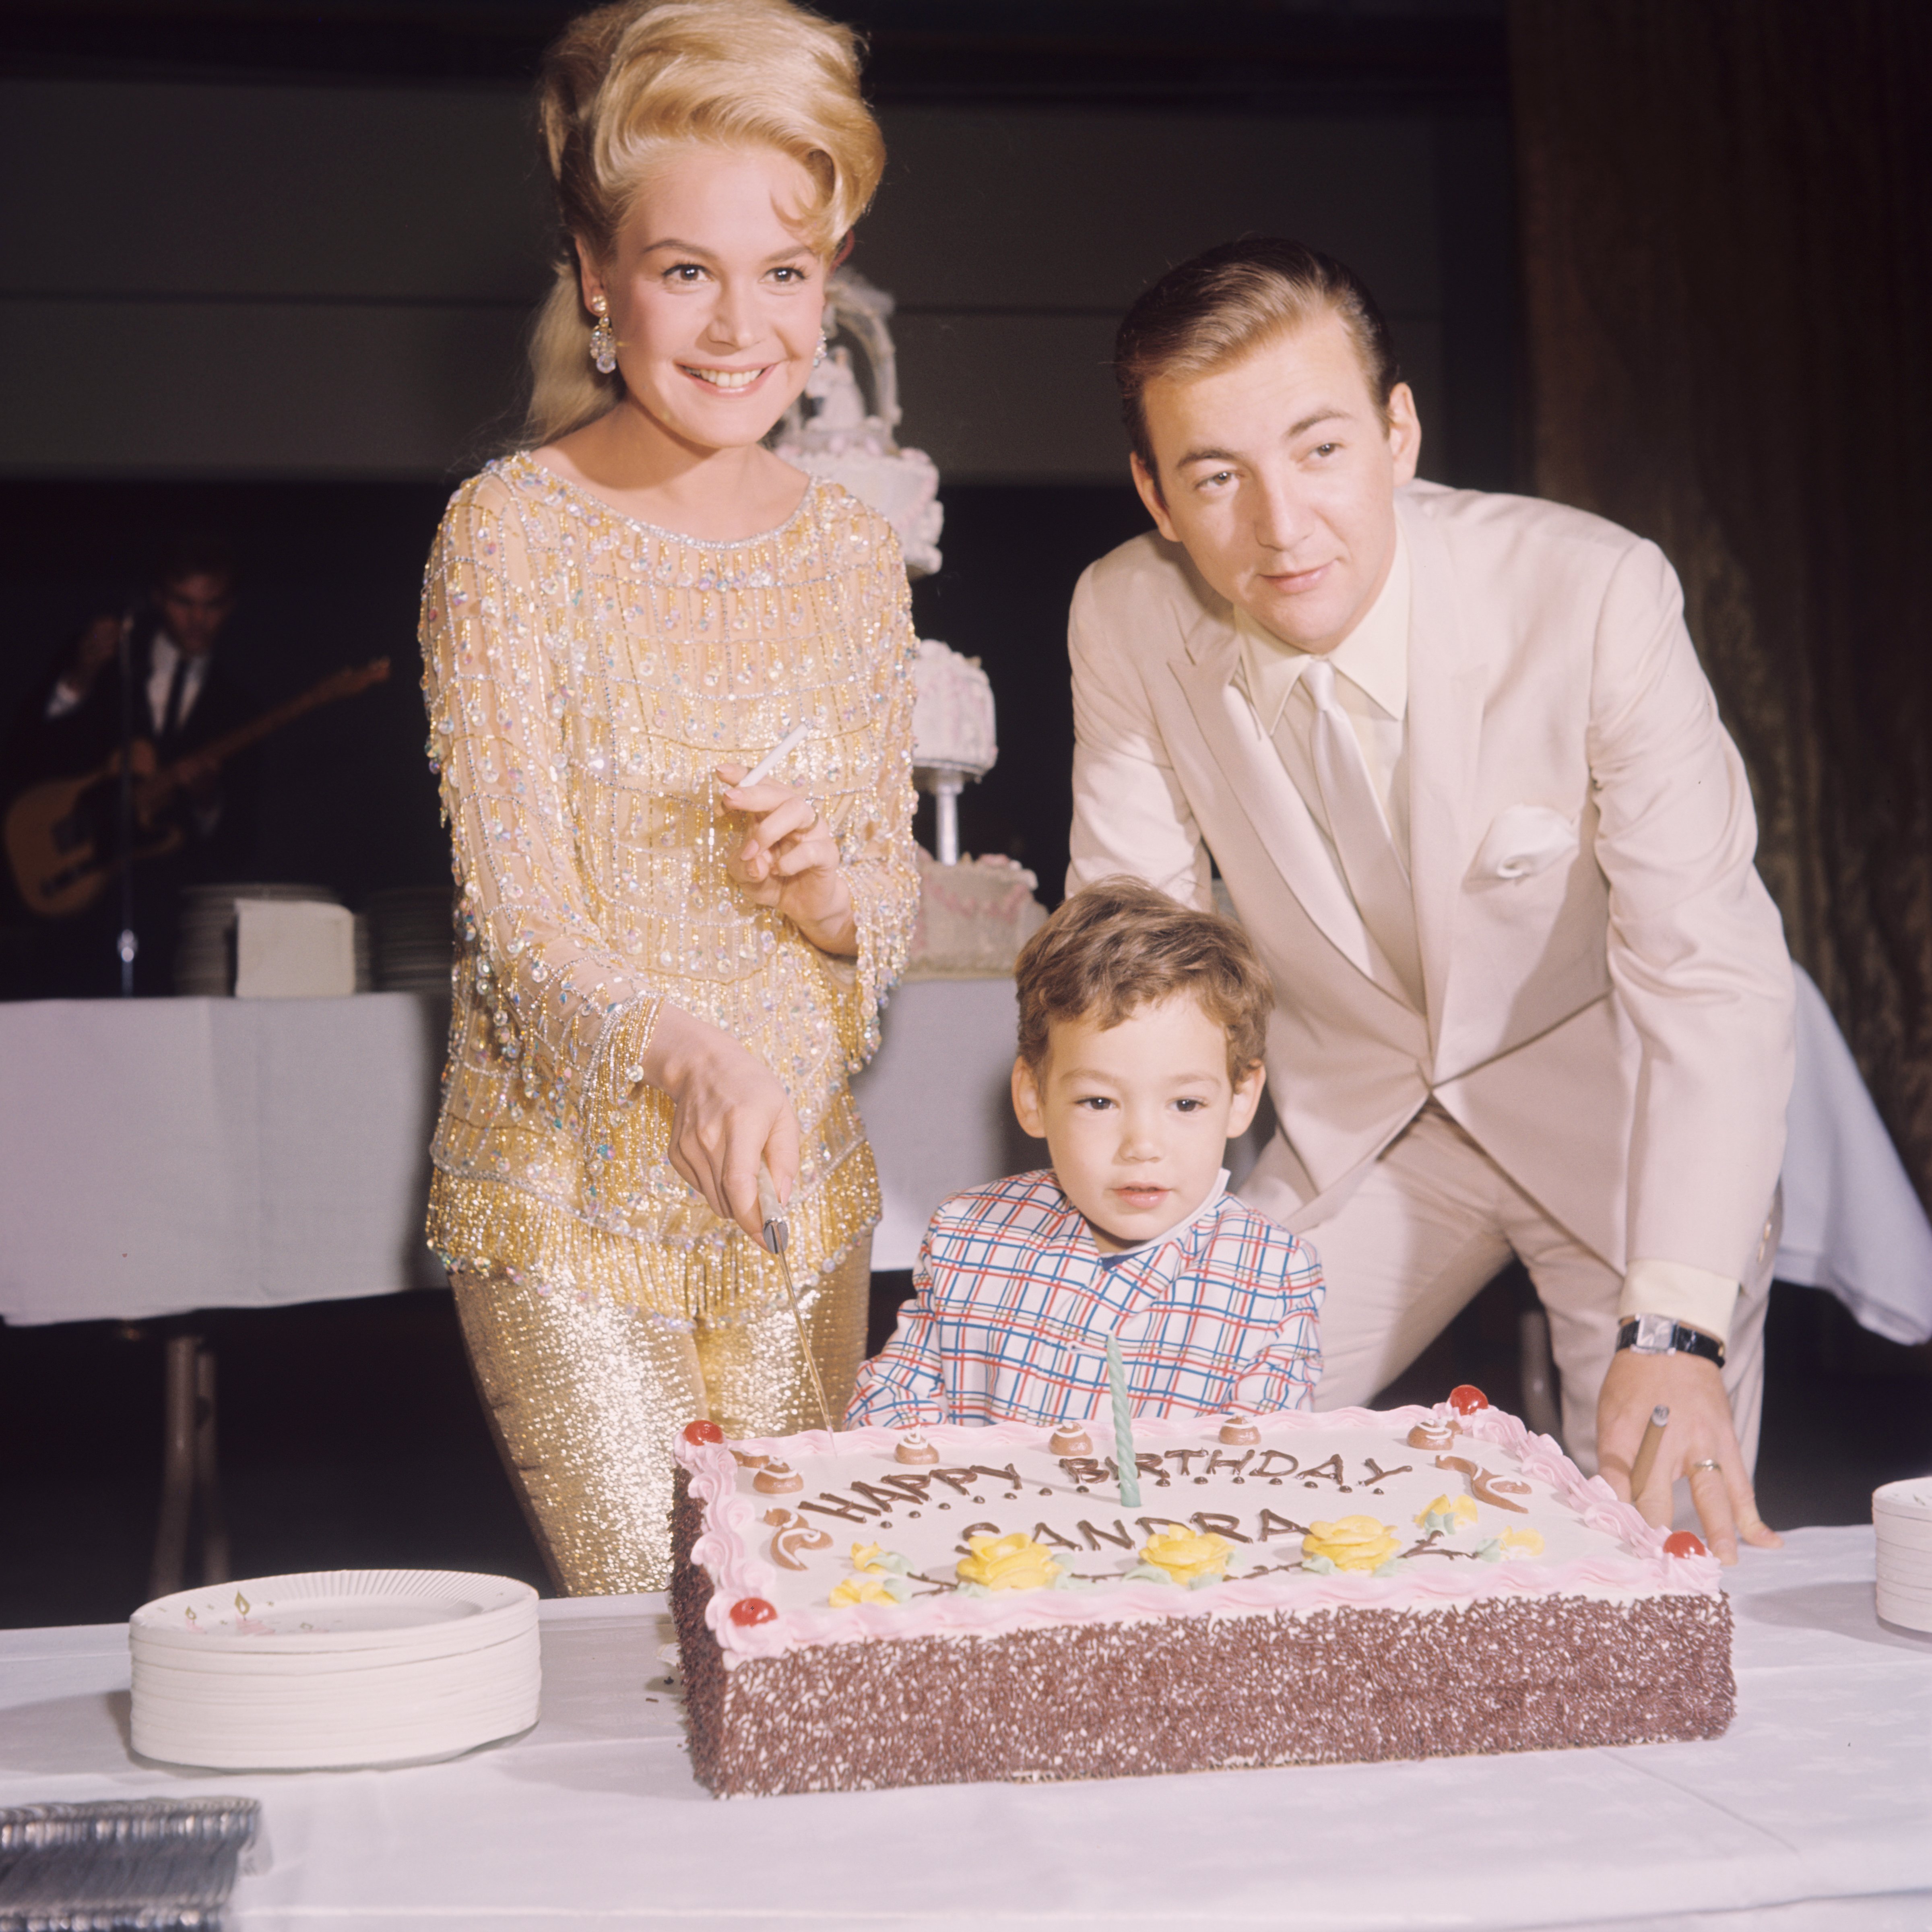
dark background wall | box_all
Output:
[0,0,1519,941]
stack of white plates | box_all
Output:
[174,883,343,997]
[366,885,457,993]
[1874,1478,1932,1633]
[130,1570,541,1770]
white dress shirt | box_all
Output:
[44,628,210,736]
[143,632,211,737]
[1234,524,1413,869]
[1234,525,1419,1005]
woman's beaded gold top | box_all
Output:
[420,453,919,1326]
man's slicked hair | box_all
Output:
[1115,237,1401,480]
[1014,875,1274,1082]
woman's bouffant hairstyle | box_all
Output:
[1114,238,1401,483]
[1014,876,1275,1083]
[524,0,885,446]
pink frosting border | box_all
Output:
[677,1402,1721,1663]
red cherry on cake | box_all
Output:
[683,1420,725,1445]
[729,1596,778,1627]
[1448,1385,1489,1415]
[1664,1531,1709,1558]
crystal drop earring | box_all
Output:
[813,328,829,369]
[589,295,618,376]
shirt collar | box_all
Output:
[151,631,210,678]
[1087,1169,1230,1265]
[1234,520,1411,733]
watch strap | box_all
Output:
[1616,1313,1726,1369]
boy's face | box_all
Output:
[1011,995,1265,1253]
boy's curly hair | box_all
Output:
[1014,875,1274,1082]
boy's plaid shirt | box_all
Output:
[846,1168,1324,1428]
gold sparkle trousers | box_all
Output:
[450,1241,871,1595]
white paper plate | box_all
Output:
[131,1686,541,1751]
[129,1608,534,1674]
[132,1710,539,1771]
[132,1570,536,1657]
[1874,1517,1932,1556]
[131,1645,540,1768]
[1874,1586,1932,1634]
[128,1571,542,1771]
[1874,1477,1932,1523]
[1870,1586,1932,1626]
[131,1641,537,1708]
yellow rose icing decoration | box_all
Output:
[1497,1527,1546,1559]
[1134,1525,1238,1587]
[829,1542,914,1608]
[829,1572,901,1609]
[955,1533,1063,1593]
[1302,1516,1404,1572]
[1416,1493,1479,1535]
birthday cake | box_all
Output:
[670,1393,1734,1797]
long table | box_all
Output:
[0,1527,1924,1930]
[4,966,1927,1335]
[0,992,449,1327]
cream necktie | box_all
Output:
[1302,656,1423,1006]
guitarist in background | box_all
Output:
[4,533,260,995]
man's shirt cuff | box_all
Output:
[1618,1259,1740,1346]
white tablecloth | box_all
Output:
[0,1527,1924,1930]
[849,976,1032,1268]
[5,965,1928,1343]
[0,994,449,1325]
[1776,967,1932,1344]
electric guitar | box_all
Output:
[4,656,391,919]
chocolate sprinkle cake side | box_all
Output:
[669,1473,1734,1799]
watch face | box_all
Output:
[1632,1315,1672,1351]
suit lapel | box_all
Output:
[1169,607,1381,982]
[1400,495,1488,1049]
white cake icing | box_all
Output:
[905,847,1046,978]
[677,1401,1722,1667]
[772,346,943,576]
[911,640,997,776]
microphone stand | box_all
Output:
[116,610,138,997]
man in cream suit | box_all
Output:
[1067,239,1793,1561]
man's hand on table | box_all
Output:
[1597,1348,1782,1565]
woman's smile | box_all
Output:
[679,362,776,392]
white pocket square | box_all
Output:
[1472,804,1579,881]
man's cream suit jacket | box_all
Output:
[1067,481,1795,1284]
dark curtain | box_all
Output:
[1511,0,1932,1205]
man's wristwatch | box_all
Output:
[1615,1313,1726,1369]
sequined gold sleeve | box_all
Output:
[423,477,656,1112]
[828,523,920,1071]
[419,459,919,1328]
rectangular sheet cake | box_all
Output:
[671,1399,1732,1797]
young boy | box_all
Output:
[847,876,1323,1428]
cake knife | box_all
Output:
[757,1162,837,1440]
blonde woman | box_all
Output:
[419,0,919,1592]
